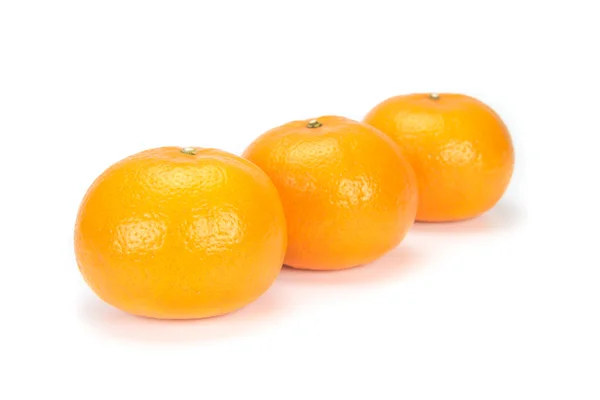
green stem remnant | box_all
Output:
[307,119,323,129]
[181,147,197,155]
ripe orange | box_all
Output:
[243,116,417,271]
[364,93,514,222]
[74,147,287,319]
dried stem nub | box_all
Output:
[307,119,322,128]
[181,147,197,155]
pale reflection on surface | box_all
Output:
[78,285,290,343]
[411,200,524,234]
[278,245,422,287]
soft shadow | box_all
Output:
[277,245,423,287]
[411,201,526,234]
[78,285,290,344]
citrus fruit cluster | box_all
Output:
[75,93,514,319]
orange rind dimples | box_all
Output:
[243,116,418,270]
[74,147,287,319]
[364,93,514,222]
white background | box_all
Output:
[1,1,599,399]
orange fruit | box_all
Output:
[243,116,417,271]
[74,147,287,319]
[364,93,514,222]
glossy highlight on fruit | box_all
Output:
[74,147,287,319]
[243,116,418,270]
[364,93,514,222]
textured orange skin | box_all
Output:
[74,147,287,319]
[364,94,515,222]
[243,116,418,271]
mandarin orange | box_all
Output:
[243,116,417,270]
[364,93,514,222]
[75,147,287,319]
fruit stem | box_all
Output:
[429,93,440,100]
[307,119,323,129]
[181,147,197,155]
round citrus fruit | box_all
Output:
[243,116,417,271]
[74,147,287,319]
[364,93,514,222]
